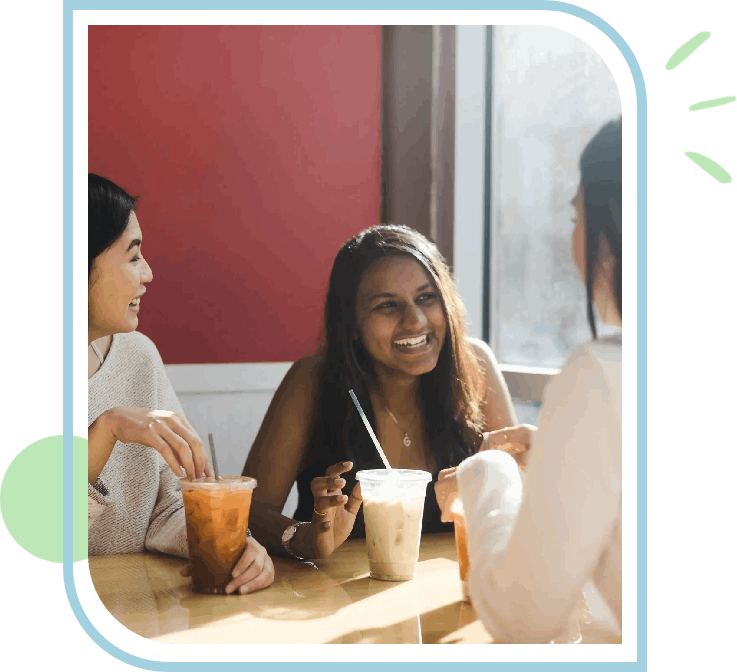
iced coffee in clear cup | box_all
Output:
[450,498,471,602]
[356,469,432,581]
[180,475,257,594]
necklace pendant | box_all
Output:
[403,434,412,447]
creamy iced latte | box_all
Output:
[363,496,425,580]
[356,469,432,581]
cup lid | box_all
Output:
[355,468,432,484]
[179,475,257,490]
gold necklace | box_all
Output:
[381,402,418,447]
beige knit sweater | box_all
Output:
[88,331,189,558]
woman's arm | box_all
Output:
[468,337,517,433]
[458,350,621,642]
[241,356,321,556]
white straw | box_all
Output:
[207,433,221,481]
[349,389,392,469]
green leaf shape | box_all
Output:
[688,96,737,112]
[665,30,711,72]
[683,150,733,184]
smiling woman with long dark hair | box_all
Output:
[242,225,517,560]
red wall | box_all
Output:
[89,26,381,364]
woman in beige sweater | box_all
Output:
[87,174,273,596]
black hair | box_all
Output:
[579,117,622,337]
[88,174,138,279]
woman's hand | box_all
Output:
[483,424,537,470]
[434,467,461,523]
[101,406,211,480]
[179,537,275,595]
[308,461,363,558]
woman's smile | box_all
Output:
[392,332,433,354]
[128,290,145,312]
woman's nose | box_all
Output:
[142,257,153,283]
[403,304,427,330]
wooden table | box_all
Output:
[89,532,620,644]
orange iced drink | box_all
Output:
[451,498,471,602]
[180,476,257,594]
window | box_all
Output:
[489,25,621,368]
[455,25,621,420]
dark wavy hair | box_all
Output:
[310,225,486,472]
[88,174,138,279]
[579,117,622,337]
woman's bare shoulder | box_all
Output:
[466,336,494,359]
[466,337,500,368]
[285,354,322,392]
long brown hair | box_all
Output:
[311,225,486,470]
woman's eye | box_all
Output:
[376,301,396,311]
[417,293,437,303]
[131,255,141,262]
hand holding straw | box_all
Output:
[348,389,392,469]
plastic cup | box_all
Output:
[451,499,471,602]
[180,475,257,594]
[356,469,432,581]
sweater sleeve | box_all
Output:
[88,479,111,531]
[86,411,116,528]
[458,349,621,643]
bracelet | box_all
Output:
[313,507,328,517]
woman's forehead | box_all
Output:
[124,212,142,238]
[112,212,142,250]
[358,256,433,295]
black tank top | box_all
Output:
[293,452,452,538]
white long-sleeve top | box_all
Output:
[457,336,622,643]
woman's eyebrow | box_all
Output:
[369,282,432,301]
[416,283,433,293]
[126,238,142,252]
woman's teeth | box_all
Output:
[394,334,428,349]
[129,298,140,306]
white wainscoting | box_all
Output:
[164,361,299,518]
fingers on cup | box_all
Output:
[239,555,275,594]
[228,554,265,593]
[150,435,185,477]
[174,414,208,478]
[160,425,196,479]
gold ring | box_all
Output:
[313,507,329,517]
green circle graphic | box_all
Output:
[1,436,88,562]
